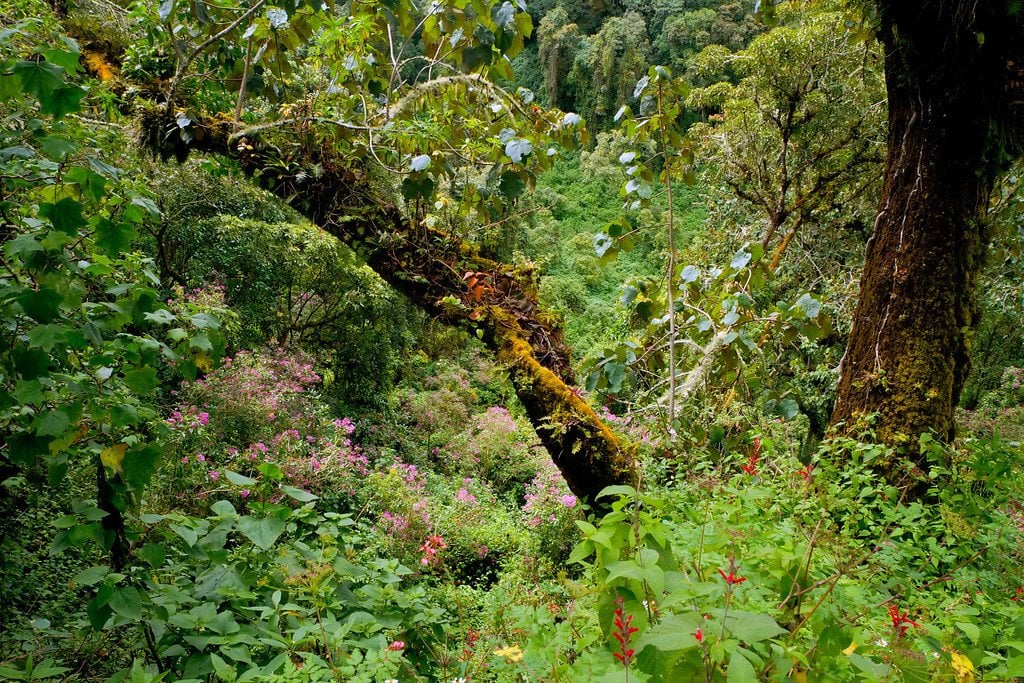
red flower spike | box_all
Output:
[695,628,704,643]
[887,604,921,638]
[718,567,747,585]
[612,599,639,668]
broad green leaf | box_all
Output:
[39,136,79,159]
[636,613,702,652]
[5,233,44,257]
[17,286,63,323]
[124,366,159,394]
[95,218,137,255]
[224,470,256,486]
[12,60,64,99]
[170,524,199,547]
[73,565,110,586]
[40,49,82,74]
[108,586,143,620]
[280,485,317,502]
[27,324,67,350]
[39,85,86,119]
[36,409,70,436]
[122,445,159,491]
[727,650,756,683]
[237,515,286,550]
[709,609,786,643]
[40,198,86,234]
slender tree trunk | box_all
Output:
[830,1,1022,481]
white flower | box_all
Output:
[875,638,888,647]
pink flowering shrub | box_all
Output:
[444,407,541,499]
[523,462,583,564]
[155,347,368,511]
[172,346,325,450]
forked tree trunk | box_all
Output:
[139,109,637,503]
[831,1,1023,482]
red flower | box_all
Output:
[888,604,921,638]
[718,567,747,585]
[694,628,704,643]
[612,598,639,667]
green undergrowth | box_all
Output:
[526,154,705,357]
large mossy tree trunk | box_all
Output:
[141,111,636,503]
[830,1,1024,481]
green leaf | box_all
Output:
[95,218,137,255]
[138,542,166,568]
[40,49,81,74]
[17,286,63,322]
[124,366,159,394]
[12,60,64,99]
[210,500,237,517]
[73,565,110,586]
[210,653,237,682]
[604,361,627,393]
[130,196,161,218]
[6,432,50,467]
[108,587,143,620]
[280,485,317,502]
[0,73,22,100]
[27,324,67,350]
[170,523,199,547]
[40,198,86,234]
[727,650,756,683]
[122,445,159,491]
[39,136,79,159]
[39,85,86,119]
[66,166,108,202]
[36,409,70,437]
[13,379,45,405]
[237,515,286,550]
[848,653,891,678]
[110,404,140,428]
[224,470,256,486]
[776,398,800,421]
[636,613,702,652]
[711,609,786,643]
[5,233,44,258]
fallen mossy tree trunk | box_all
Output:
[139,107,637,504]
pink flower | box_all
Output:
[181,456,189,464]
[559,494,577,508]
[388,640,405,651]
[240,489,250,498]
[197,453,206,462]
[198,412,209,425]
[209,470,220,481]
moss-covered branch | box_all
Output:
[138,105,637,502]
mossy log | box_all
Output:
[139,106,637,503]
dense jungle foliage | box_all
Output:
[2,0,1024,681]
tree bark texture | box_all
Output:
[139,108,637,503]
[831,1,1024,475]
